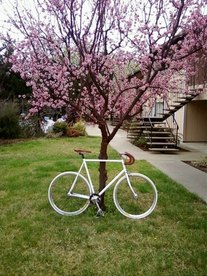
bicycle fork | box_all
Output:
[126,172,138,200]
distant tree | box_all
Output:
[6,0,207,208]
[0,38,31,103]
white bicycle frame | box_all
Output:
[68,158,137,199]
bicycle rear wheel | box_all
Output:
[48,172,91,216]
[113,173,158,219]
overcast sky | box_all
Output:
[0,0,36,38]
[1,0,206,42]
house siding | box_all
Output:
[183,100,207,142]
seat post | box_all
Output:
[79,153,85,159]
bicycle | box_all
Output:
[48,149,158,219]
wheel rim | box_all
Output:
[48,172,91,216]
[113,173,158,219]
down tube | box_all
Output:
[99,170,125,196]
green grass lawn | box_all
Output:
[0,137,206,275]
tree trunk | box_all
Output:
[98,124,109,210]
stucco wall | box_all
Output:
[183,100,207,142]
[175,107,185,142]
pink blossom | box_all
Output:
[4,0,206,131]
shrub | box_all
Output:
[192,156,207,168]
[133,135,148,150]
[73,120,86,135]
[67,120,86,137]
[66,127,81,137]
[53,121,68,135]
[20,116,44,138]
[0,101,21,139]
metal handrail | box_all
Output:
[148,117,153,148]
[164,100,179,146]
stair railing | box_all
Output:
[148,117,154,149]
[164,100,179,146]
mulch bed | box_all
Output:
[183,161,207,173]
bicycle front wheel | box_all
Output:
[113,173,158,219]
[48,172,91,216]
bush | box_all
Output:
[20,116,44,138]
[192,156,207,168]
[67,120,86,137]
[73,120,86,135]
[53,121,68,135]
[133,135,148,150]
[0,101,21,139]
[67,127,81,137]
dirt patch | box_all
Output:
[183,161,207,173]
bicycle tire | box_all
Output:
[48,171,91,216]
[113,173,158,219]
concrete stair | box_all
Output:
[127,119,178,152]
[127,91,200,152]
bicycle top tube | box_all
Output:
[74,149,135,166]
[85,159,123,163]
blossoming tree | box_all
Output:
[6,0,207,208]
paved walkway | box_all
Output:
[86,124,207,203]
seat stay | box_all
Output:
[82,159,95,193]
[68,161,92,194]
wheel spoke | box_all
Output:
[48,172,91,216]
[113,173,158,219]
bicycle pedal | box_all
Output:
[96,210,105,218]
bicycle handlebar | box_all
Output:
[121,152,135,166]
